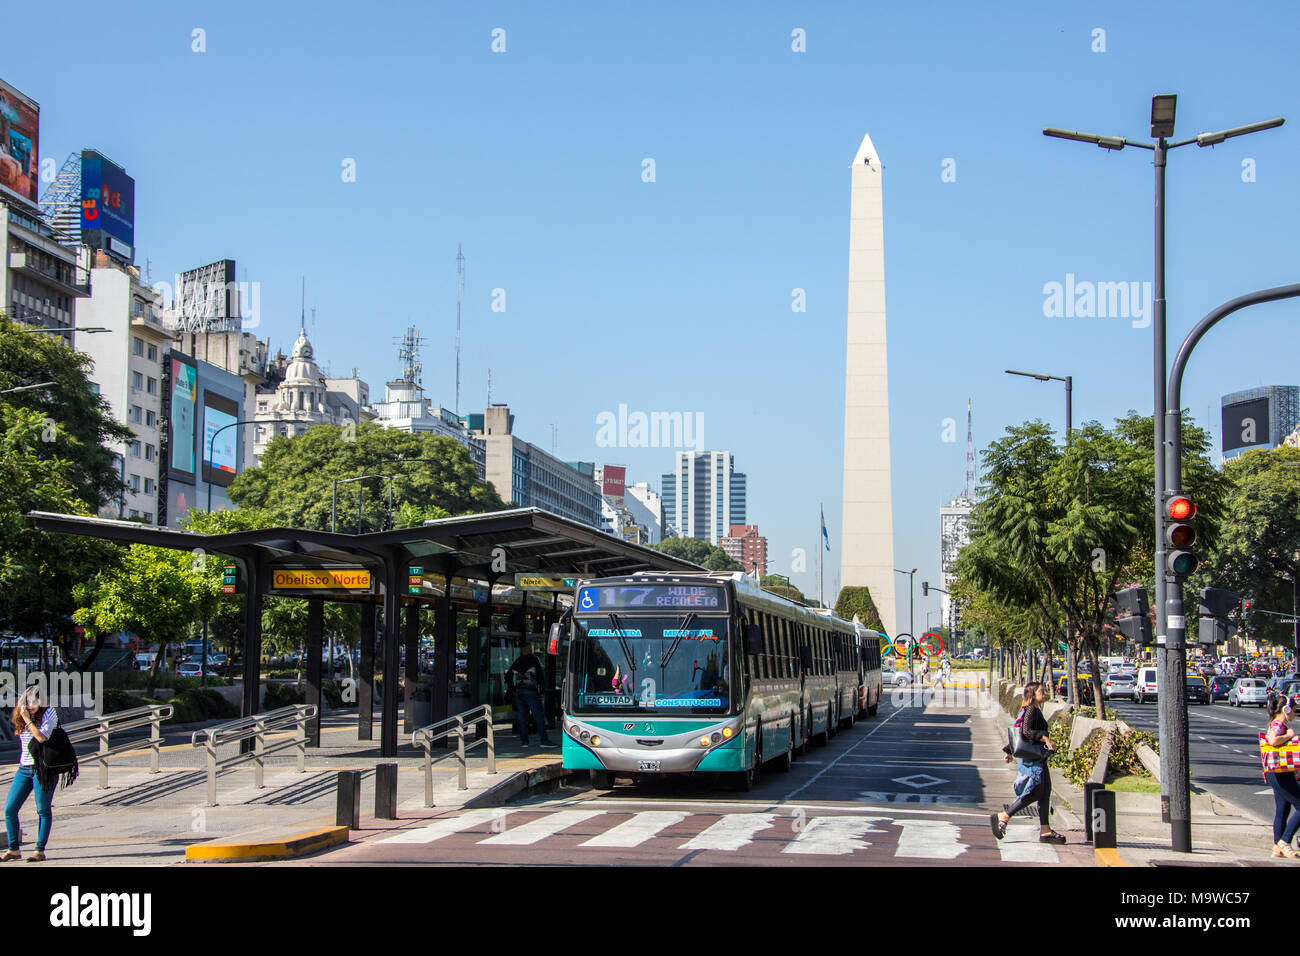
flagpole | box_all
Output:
[819,503,825,609]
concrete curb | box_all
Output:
[461,761,578,809]
[1095,847,1131,867]
[185,825,349,863]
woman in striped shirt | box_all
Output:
[3,688,57,862]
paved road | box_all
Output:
[1109,696,1272,822]
[304,688,1094,866]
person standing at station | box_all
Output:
[3,688,57,862]
[508,643,553,748]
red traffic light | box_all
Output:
[1167,496,1196,521]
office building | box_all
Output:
[1222,386,1300,461]
[939,494,974,637]
[661,450,746,545]
[720,524,768,576]
[625,481,664,545]
[468,405,601,527]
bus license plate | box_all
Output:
[638,760,661,772]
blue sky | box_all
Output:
[7,1,1300,625]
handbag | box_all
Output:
[1260,732,1300,772]
[1012,725,1048,761]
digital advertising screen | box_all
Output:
[0,77,39,205]
[168,354,197,479]
[601,465,626,505]
[202,391,239,487]
[1222,397,1270,452]
[80,152,135,249]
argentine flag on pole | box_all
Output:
[820,504,830,551]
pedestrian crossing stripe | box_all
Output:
[379,809,1059,861]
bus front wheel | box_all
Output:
[590,770,613,790]
[733,738,760,792]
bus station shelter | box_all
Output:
[28,508,701,756]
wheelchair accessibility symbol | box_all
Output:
[579,588,597,611]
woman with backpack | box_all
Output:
[991,681,1065,844]
[4,688,58,862]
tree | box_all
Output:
[228,423,505,531]
[834,586,884,632]
[73,545,219,697]
[1201,444,1300,647]
[760,574,806,604]
[0,316,133,657]
[654,537,744,572]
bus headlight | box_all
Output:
[721,727,733,739]
[699,736,711,747]
[580,731,590,741]
[711,732,722,743]
[590,736,601,747]
[569,725,582,738]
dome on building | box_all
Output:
[284,327,322,386]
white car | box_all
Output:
[1230,678,1269,707]
[881,666,912,687]
[1134,666,1159,704]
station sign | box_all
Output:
[271,568,373,592]
[515,575,578,590]
[409,566,424,594]
[222,563,238,595]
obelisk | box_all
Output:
[839,132,897,637]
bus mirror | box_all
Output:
[744,623,762,655]
[547,623,563,656]
[800,646,813,671]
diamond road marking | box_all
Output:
[891,774,948,789]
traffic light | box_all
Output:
[1164,493,1198,579]
[921,581,929,596]
[1198,587,1241,646]
[1111,587,1153,644]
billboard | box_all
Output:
[0,77,39,205]
[173,259,240,333]
[1223,398,1270,453]
[80,151,135,251]
[201,391,239,487]
[168,353,198,478]
[601,465,626,505]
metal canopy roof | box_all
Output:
[26,507,701,582]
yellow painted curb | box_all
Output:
[1094,847,1131,867]
[185,825,349,863]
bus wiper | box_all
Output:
[607,613,636,684]
[660,612,696,671]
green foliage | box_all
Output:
[654,536,743,572]
[264,681,307,709]
[834,586,884,631]
[760,574,806,604]
[164,688,239,725]
[227,423,505,531]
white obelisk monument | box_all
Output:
[839,132,897,637]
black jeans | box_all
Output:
[1006,762,1051,826]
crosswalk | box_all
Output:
[376,807,1066,863]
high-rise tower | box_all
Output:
[839,132,897,637]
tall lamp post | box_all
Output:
[894,568,917,678]
[1045,98,1283,854]
[1005,369,1073,698]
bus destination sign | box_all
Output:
[577,584,724,612]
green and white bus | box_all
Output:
[556,572,883,791]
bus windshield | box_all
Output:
[571,616,731,714]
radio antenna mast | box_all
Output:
[456,243,464,416]
[965,398,976,500]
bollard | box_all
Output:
[1092,788,1117,849]
[1083,781,1103,843]
[337,770,362,830]
[375,763,398,819]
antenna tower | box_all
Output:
[394,326,424,386]
[456,243,464,416]
[965,398,976,500]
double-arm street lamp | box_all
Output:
[1046,95,1284,854]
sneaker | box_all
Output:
[26,851,44,863]
[0,850,19,862]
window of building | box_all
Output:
[132,371,143,390]
[128,474,140,494]
[129,405,142,424]
[143,512,153,523]
[144,444,155,461]
[145,410,156,428]
[129,509,139,519]
[146,377,157,395]
[144,478,155,495]
[132,337,144,356]
[147,344,158,361]
[129,440,142,458]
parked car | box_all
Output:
[1134,666,1159,704]
[1230,678,1269,707]
[178,662,207,678]
[1102,673,1136,701]
[1185,676,1210,705]
[1208,676,1234,702]
[881,665,912,687]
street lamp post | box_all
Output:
[1006,368,1074,700]
[206,419,290,512]
[1045,97,1284,854]
[894,568,917,678]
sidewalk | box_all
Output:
[990,685,1279,866]
[0,710,568,865]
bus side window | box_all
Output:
[780,617,792,679]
